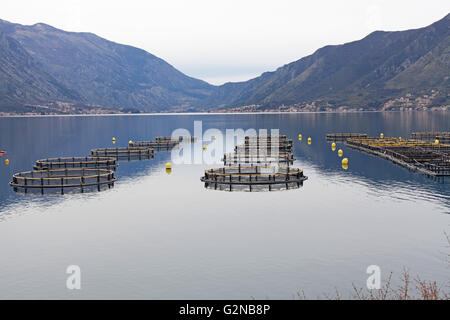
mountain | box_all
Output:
[0,19,214,112]
[0,13,449,113]
[0,28,81,112]
[204,13,450,110]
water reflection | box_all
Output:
[0,112,449,299]
[203,180,305,192]
[0,112,449,216]
[307,162,449,213]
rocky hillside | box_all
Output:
[0,28,81,112]
[0,13,448,113]
[0,19,214,112]
[205,13,450,111]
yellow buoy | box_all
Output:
[5,159,9,165]
[129,140,133,145]
[331,142,336,148]
[332,145,336,151]
[342,163,348,170]
[338,149,343,157]
[298,134,302,140]
[434,139,439,145]
[380,133,384,139]
[165,168,172,175]
[112,137,116,141]
[202,145,207,151]
[307,137,311,145]
[165,162,172,170]
[342,158,348,165]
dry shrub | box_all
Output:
[349,269,448,300]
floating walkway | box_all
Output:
[411,132,450,143]
[9,168,116,195]
[346,137,450,176]
[34,156,117,170]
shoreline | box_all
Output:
[0,109,448,118]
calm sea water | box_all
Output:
[0,112,448,299]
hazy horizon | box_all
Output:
[2,0,449,85]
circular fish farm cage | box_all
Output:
[230,149,294,156]
[245,134,287,140]
[129,140,180,150]
[155,136,197,143]
[200,165,308,192]
[9,168,116,195]
[242,142,293,150]
[235,144,292,152]
[222,152,294,166]
[244,137,292,145]
[91,147,155,160]
[34,156,117,170]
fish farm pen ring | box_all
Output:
[235,145,292,152]
[244,134,287,140]
[223,151,294,159]
[130,136,197,148]
[244,137,293,143]
[201,165,307,192]
[91,147,155,160]
[34,156,118,170]
[222,153,295,166]
[326,133,367,141]
[201,165,308,184]
[9,168,117,195]
[129,141,180,149]
[223,158,294,166]
[155,136,197,142]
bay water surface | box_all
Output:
[0,111,448,299]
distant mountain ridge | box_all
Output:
[0,13,449,113]
[204,13,450,110]
[0,27,82,112]
[0,19,214,112]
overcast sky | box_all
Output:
[2,0,449,84]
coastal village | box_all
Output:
[1,90,448,116]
